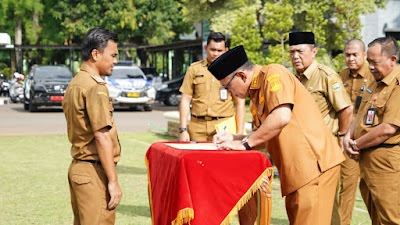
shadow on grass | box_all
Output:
[117,165,147,175]
[270,217,289,224]
[117,204,151,217]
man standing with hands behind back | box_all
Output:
[63,27,122,225]
[344,37,400,224]
[338,39,374,225]
[179,32,245,142]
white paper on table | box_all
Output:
[165,143,218,150]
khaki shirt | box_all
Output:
[296,61,352,134]
[354,65,400,144]
[250,64,344,196]
[179,60,235,117]
[62,64,121,163]
[339,63,375,117]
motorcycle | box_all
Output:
[9,73,24,103]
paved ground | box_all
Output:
[0,98,178,135]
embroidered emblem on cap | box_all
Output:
[267,74,282,92]
[329,79,341,92]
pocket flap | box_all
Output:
[71,175,91,184]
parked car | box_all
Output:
[156,76,184,106]
[105,65,156,111]
[140,67,163,90]
[24,65,73,112]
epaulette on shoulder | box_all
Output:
[91,75,106,84]
[317,63,337,78]
[190,61,202,66]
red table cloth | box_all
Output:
[145,142,273,225]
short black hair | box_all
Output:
[368,36,399,57]
[207,32,226,45]
[81,27,119,61]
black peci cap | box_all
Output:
[289,32,315,46]
[208,45,248,80]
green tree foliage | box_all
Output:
[0,0,44,44]
[230,9,264,65]
[183,0,388,68]
[51,0,137,44]
[261,0,293,67]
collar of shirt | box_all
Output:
[249,65,263,90]
[80,63,100,76]
[380,64,400,86]
[296,60,317,80]
[348,63,369,78]
[201,59,208,67]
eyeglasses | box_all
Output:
[222,72,237,89]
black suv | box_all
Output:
[24,65,73,112]
[156,76,184,106]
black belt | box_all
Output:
[191,114,226,121]
[73,158,117,166]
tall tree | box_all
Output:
[261,0,293,67]
[230,9,264,65]
[0,0,44,72]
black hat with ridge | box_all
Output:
[289,32,315,46]
[208,45,248,80]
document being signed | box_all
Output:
[165,143,219,150]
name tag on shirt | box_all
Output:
[195,75,204,78]
[220,87,228,100]
[365,108,376,125]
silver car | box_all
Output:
[105,65,156,111]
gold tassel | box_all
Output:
[220,167,274,225]
[171,208,195,225]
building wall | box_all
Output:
[360,0,400,45]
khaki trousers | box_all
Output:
[68,160,115,225]
[359,146,400,225]
[285,165,340,225]
[338,151,360,225]
[188,116,230,141]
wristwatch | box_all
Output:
[178,127,187,133]
[337,131,346,137]
[241,136,253,150]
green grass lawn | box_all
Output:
[0,133,370,224]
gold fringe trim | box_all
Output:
[171,207,195,225]
[145,156,156,225]
[220,167,274,225]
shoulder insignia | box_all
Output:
[91,75,105,84]
[97,91,108,97]
[251,74,259,88]
[329,79,341,92]
[267,74,282,92]
[259,92,264,104]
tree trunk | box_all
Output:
[137,49,149,67]
[15,16,23,73]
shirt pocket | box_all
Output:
[193,76,207,96]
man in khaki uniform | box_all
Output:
[62,28,122,225]
[344,37,400,224]
[289,32,352,225]
[338,39,375,225]
[179,32,245,142]
[210,45,345,225]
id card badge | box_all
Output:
[220,87,228,100]
[355,96,362,110]
[365,108,376,125]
